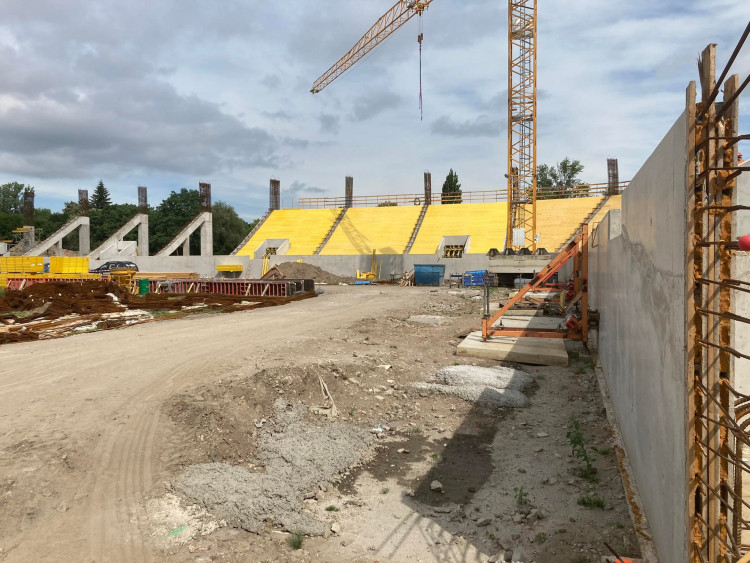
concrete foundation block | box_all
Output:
[456,331,569,366]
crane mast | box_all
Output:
[311,0,539,252]
[311,1,433,94]
[506,0,538,251]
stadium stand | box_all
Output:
[320,206,422,255]
[536,196,604,251]
[409,202,509,255]
[235,208,341,256]
[588,194,622,231]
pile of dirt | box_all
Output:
[2,281,128,321]
[175,399,374,536]
[275,262,354,284]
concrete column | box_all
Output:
[138,215,149,256]
[424,172,432,205]
[345,176,353,208]
[78,216,90,255]
[22,226,35,252]
[56,240,63,256]
[182,238,190,257]
[200,212,213,257]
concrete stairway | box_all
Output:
[231,209,271,255]
[314,208,347,255]
[558,195,611,251]
[24,216,90,256]
[404,205,428,254]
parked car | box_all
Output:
[90,261,139,275]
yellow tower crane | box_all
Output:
[311,0,538,252]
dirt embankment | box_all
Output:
[275,262,355,284]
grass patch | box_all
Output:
[577,495,606,509]
[514,486,529,506]
[431,453,441,461]
[405,426,421,436]
[380,487,390,495]
[325,505,339,512]
[567,415,598,482]
[486,531,496,540]
[286,532,305,550]
[534,532,547,544]
[592,446,611,456]
[348,406,357,416]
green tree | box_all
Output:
[536,158,587,199]
[0,182,28,214]
[441,169,462,204]
[212,201,254,254]
[90,180,112,209]
[149,189,201,254]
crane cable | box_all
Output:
[418,13,424,121]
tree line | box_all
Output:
[0,181,257,255]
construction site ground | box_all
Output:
[0,284,641,562]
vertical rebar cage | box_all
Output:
[689,28,750,561]
[506,0,537,251]
[138,186,148,214]
[199,182,212,212]
[78,189,89,216]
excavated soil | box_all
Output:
[275,262,355,284]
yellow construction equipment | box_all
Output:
[356,249,381,280]
[311,0,539,252]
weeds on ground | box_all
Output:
[592,446,611,456]
[286,532,305,550]
[325,505,339,512]
[405,426,421,436]
[534,532,547,544]
[486,531,496,540]
[380,487,390,494]
[431,453,441,461]
[349,406,357,416]
[566,415,598,482]
[577,495,606,509]
[514,486,529,506]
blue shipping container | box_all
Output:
[414,264,446,286]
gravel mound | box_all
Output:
[175,399,374,535]
[436,365,534,391]
[412,364,535,408]
[412,383,528,408]
[276,262,353,284]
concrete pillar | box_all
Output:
[55,240,63,257]
[22,226,35,251]
[182,238,190,257]
[270,179,280,210]
[424,172,432,205]
[345,176,353,208]
[138,216,149,256]
[200,212,213,257]
[78,216,90,255]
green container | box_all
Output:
[138,278,150,295]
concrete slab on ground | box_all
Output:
[491,315,564,330]
[509,290,558,299]
[456,331,569,366]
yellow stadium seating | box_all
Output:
[235,208,342,256]
[588,195,622,231]
[535,196,604,251]
[410,203,508,255]
[320,206,423,255]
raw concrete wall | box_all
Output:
[588,113,688,562]
[107,253,551,281]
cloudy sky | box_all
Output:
[0,0,748,219]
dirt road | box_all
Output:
[0,286,422,562]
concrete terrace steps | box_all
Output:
[404,205,428,254]
[231,209,271,255]
[24,215,90,257]
[558,195,612,251]
[314,208,347,255]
